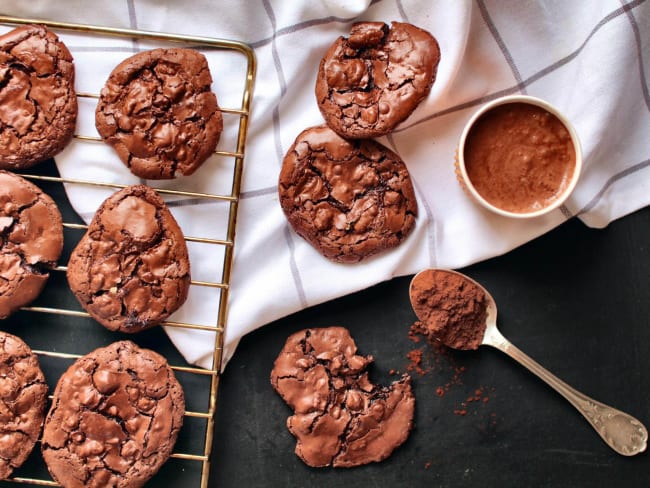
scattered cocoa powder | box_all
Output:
[453,386,495,417]
[406,319,496,420]
[408,326,422,348]
[406,349,429,376]
[406,322,466,390]
[409,269,488,350]
[406,319,499,470]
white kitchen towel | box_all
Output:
[1,1,648,369]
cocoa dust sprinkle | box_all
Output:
[406,320,496,418]
[406,348,430,376]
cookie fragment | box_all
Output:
[271,327,414,467]
[278,125,417,263]
[95,48,222,179]
[315,21,440,139]
[41,340,185,488]
[67,185,191,333]
[0,331,48,480]
[0,171,64,319]
[0,24,77,169]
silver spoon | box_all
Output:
[409,268,648,456]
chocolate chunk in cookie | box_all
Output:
[42,340,185,488]
[278,125,418,263]
[0,171,64,319]
[67,185,191,333]
[95,48,222,179]
[315,21,440,139]
[271,327,415,468]
[0,331,48,479]
[0,24,77,170]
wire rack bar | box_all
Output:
[22,307,226,333]
[50,266,229,289]
[0,14,256,488]
[18,173,240,202]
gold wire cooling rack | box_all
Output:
[0,15,256,488]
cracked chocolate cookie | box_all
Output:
[271,327,415,467]
[67,185,191,333]
[0,171,64,319]
[278,125,417,263]
[42,340,185,488]
[315,21,440,139]
[0,24,77,170]
[95,48,222,179]
[0,331,48,480]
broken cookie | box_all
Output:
[271,326,415,468]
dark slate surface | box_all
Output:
[211,205,650,488]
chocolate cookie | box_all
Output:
[0,24,77,170]
[67,185,191,333]
[278,125,418,263]
[0,331,48,479]
[315,21,440,139]
[95,48,222,179]
[0,171,64,319]
[42,340,185,488]
[271,327,415,468]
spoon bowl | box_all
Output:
[409,268,648,456]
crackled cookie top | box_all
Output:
[271,327,415,468]
[95,48,222,179]
[41,340,185,488]
[0,331,48,479]
[0,171,64,319]
[315,21,440,139]
[67,185,190,333]
[0,24,77,169]
[278,125,417,263]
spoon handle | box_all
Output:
[483,324,648,456]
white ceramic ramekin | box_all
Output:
[455,95,582,218]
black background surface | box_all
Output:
[210,205,650,487]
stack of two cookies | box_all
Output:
[278,21,441,263]
[72,46,225,334]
